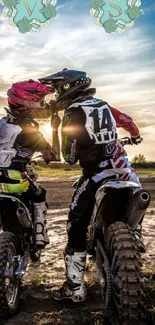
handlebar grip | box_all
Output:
[136,137,143,143]
[119,137,132,146]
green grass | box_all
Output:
[29,274,44,286]
[35,165,81,177]
[136,169,155,175]
[35,164,155,178]
[86,260,94,271]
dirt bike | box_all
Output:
[0,160,42,319]
[87,137,151,325]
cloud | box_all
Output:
[57,1,77,12]
[142,3,155,14]
[0,5,155,159]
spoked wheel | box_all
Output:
[96,238,111,309]
[0,232,20,319]
[105,222,146,325]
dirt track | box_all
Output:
[4,176,155,325]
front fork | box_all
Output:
[4,251,29,281]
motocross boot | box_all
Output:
[134,224,145,253]
[33,202,50,249]
[53,249,87,302]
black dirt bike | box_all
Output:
[87,137,151,325]
[0,160,42,319]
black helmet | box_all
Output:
[39,69,91,101]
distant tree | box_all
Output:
[131,154,147,164]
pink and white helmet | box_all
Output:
[7,80,55,118]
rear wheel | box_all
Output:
[0,232,20,319]
[105,222,146,325]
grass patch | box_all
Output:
[35,165,155,178]
[136,169,155,175]
[35,161,155,177]
[86,260,94,271]
[35,165,81,177]
[29,274,44,286]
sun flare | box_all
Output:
[41,122,53,136]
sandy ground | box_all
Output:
[3,176,155,325]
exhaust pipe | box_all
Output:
[16,207,31,228]
[127,189,151,229]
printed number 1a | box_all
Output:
[89,108,113,134]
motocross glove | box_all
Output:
[131,135,143,145]
[42,149,57,164]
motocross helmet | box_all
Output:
[7,80,55,118]
[39,69,92,103]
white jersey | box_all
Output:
[0,118,21,167]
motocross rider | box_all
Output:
[39,69,143,302]
[0,80,57,249]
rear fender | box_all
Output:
[91,180,139,228]
[101,180,139,190]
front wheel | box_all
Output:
[0,232,20,319]
[105,222,146,325]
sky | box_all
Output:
[0,0,155,160]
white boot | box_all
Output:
[33,202,49,248]
[53,250,87,302]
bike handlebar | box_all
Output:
[118,137,133,146]
[118,137,143,146]
[28,155,60,166]
[28,138,142,166]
